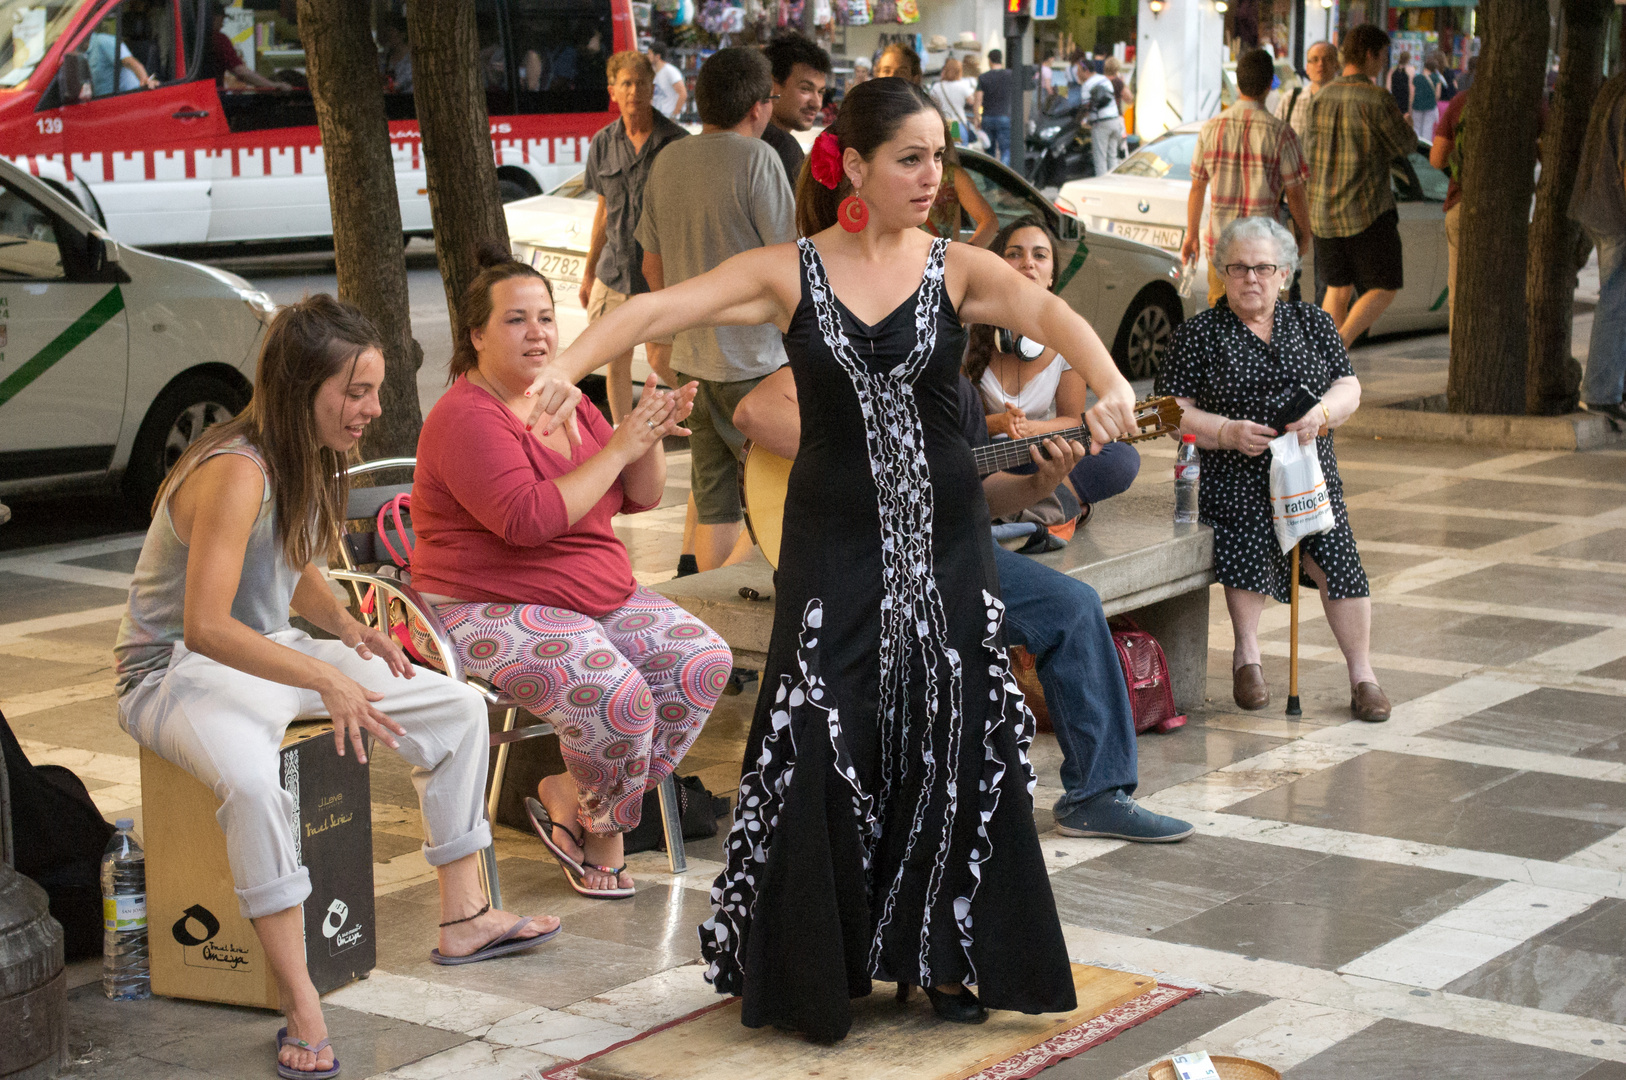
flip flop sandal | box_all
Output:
[428,915,561,966]
[564,860,635,900]
[525,796,586,875]
[275,1027,339,1080]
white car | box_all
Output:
[0,158,271,513]
[1056,122,1452,336]
[506,148,1199,382]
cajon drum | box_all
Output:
[139,722,376,1009]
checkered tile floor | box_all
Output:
[7,414,1626,1077]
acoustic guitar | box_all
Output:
[739,396,1185,569]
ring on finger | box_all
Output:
[645,418,658,430]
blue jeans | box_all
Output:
[982,114,1011,165]
[994,542,1138,815]
[1584,232,1626,406]
[1069,441,1140,506]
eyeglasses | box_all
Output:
[1223,262,1284,279]
[760,94,782,102]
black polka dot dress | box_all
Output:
[1155,300,1369,604]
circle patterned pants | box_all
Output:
[419,587,731,834]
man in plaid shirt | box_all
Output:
[1304,24,1418,346]
[1181,48,1312,308]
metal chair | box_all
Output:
[331,458,688,910]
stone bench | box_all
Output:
[653,479,1215,711]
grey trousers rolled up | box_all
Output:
[119,628,491,919]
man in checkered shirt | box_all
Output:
[1181,48,1312,308]
[1303,23,1419,347]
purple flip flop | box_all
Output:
[275,1027,339,1080]
[429,915,560,966]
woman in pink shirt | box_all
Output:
[411,247,730,898]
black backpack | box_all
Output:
[2,710,115,960]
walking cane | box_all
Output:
[1286,542,1302,717]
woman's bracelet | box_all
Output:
[1320,401,1332,426]
[1216,420,1231,450]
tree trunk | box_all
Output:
[298,0,423,459]
[1525,0,1609,416]
[408,0,510,338]
[1447,0,1550,415]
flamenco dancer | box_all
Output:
[524,78,1140,1041]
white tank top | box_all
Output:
[978,354,1068,421]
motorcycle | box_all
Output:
[1024,97,1094,189]
[1023,97,1143,189]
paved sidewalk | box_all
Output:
[5,350,1626,1077]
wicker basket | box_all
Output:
[1147,1056,1282,1080]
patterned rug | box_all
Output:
[542,978,1198,1080]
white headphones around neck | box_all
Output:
[997,328,1047,361]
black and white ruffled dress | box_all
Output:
[698,238,1076,1041]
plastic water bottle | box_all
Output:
[1177,257,1199,299]
[102,818,150,1000]
[1174,434,1200,525]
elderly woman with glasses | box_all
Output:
[1154,216,1389,723]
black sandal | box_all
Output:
[525,796,586,875]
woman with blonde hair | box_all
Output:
[115,296,556,1080]
[929,56,976,147]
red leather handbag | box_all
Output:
[1110,618,1187,735]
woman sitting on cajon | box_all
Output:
[114,296,557,1080]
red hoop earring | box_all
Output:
[837,194,869,233]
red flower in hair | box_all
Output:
[809,130,843,190]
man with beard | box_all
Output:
[761,32,831,186]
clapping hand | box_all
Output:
[986,405,1029,439]
[523,364,585,446]
[610,375,694,458]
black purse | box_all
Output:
[621,774,732,854]
[1269,383,1322,435]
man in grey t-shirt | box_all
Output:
[636,47,795,572]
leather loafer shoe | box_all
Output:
[1233,663,1269,710]
[1351,681,1391,722]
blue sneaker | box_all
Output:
[1054,790,1194,842]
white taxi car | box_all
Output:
[1057,122,1452,337]
[507,148,1199,383]
[0,158,271,514]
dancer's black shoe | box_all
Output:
[896,981,988,1024]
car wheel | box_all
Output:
[498,177,534,203]
[1113,289,1181,381]
[123,374,246,515]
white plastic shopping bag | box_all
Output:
[1268,432,1335,554]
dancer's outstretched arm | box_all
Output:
[951,244,1138,451]
[524,245,800,432]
